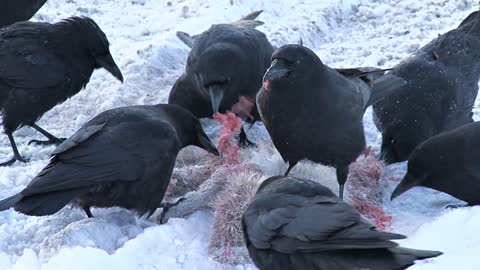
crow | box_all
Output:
[0,104,219,218]
[391,121,480,205]
[175,10,265,49]
[169,11,274,145]
[0,0,47,28]
[243,176,442,270]
[257,44,405,198]
[0,16,123,166]
[372,10,480,164]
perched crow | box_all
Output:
[372,11,480,164]
[0,0,47,28]
[169,11,274,145]
[0,16,123,166]
[257,44,405,198]
[243,176,442,270]
[391,121,480,205]
[0,104,219,218]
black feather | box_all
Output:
[0,0,47,28]
[257,44,404,198]
[243,176,442,270]
[0,104,218,218]
[0,16,123,165]
[373,11,480,164]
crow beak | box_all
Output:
[96,54,124,83]
[34,0,47,10]
[379,147,397,165]
[198,131,219,156]
[263,59,290,81]
[391,174,419,200]
[208,85,224,114]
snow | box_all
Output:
[0,0,478,269]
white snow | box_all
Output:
[0,0,478,269]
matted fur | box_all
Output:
[165,147,217,199]
[209,170,263,264]
[346,147,391,229]
[162,142,392,263]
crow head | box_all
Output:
[64,17,123,82]
[167,104,219,156]
[193,43,249,114]
[262,44,322,91]
[379,130,428,166]
[391,148,431,200]
[192,120,219,156]
[378,112,436,165]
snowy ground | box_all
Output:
[0,0,478,269]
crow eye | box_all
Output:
[275,58,295,65]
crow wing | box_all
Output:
[335,67,387,82]
[0,36,68,89]
[335,67,407,109]
[459,124,480,180]
[245,181,404,254]
[21,114,179,196]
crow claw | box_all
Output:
[445,204,468,209]
[28,137,66,146]
[0,156,29,166]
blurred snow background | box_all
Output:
[0,0,478,269]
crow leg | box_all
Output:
[28,123,66,145]
[0,132,29,166]
[336,166,349,200]
[83,206,94,218]
[238,126,256,147]
[284,161,297,176]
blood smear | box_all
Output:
[352,199,393,230]
[214,112,242,163]
[348,147,392,229]
[231,96,254,121]
[262,80,270,90]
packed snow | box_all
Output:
[0,0,478,269]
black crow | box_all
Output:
[0,104,219,218]
[257,44,405,198]
[0,16,123,166]
[391,121,480,205]
[169,11,274,145]
[0,0,47,28]
[175,10,265,48]
[372,11,480,164]
[243,176,442,270]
